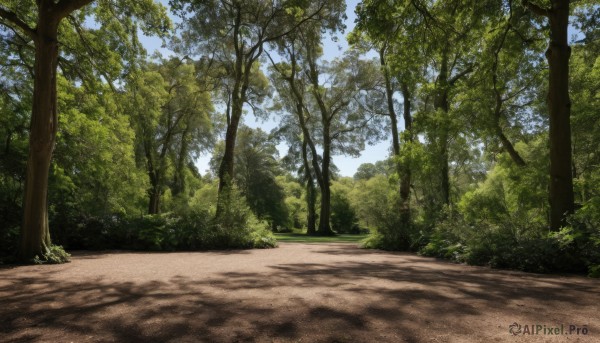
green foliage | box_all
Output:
[32,245,71,265]
[353,161,393,180]
[58,207,276,252]
[330,184,360,234]
[419,209,571,273]
[419,142,600,274]
[234,127,290,229]
[348,175,417,250]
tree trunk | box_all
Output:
[434,49,451,207]
[547,0,574,230]
[399,82,413,223]
[302,139,317,235]
[284,49,321,235]
[496,126,526,167]
[19,14,60,261]
[216,95,243,216]
[317,129,334,236]
[381,48,412,229]
[172,126,190,197]
[305,46,333,236]
[148,186,161,215]
[380,48,400,156]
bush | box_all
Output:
[418,207,595,274]
[52,185,278,252]
[33,245,71,264]
[331,191,360,234]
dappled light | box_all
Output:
[2,244,598,342]
[1,0,598,340]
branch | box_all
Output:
[262,2,326,44]
[331,113,376,140]
[522,1,550,17]
[448,64,473,85]
[54,0,94,20]
[0,7,36,39]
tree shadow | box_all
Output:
[1,246,598,342]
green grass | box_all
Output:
[274,233,368,243]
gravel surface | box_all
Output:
[1,243,598,342]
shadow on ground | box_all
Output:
[1,244,598,342]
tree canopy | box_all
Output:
[0,0,598,277]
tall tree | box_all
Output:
[352,2,419,226]
[523,0,575,230]
[0,0,169,261]
[271,32,385,235]
[456,0,545,168]
[170,0,338,216]
[128,59,212,214]
[268,44,320,233]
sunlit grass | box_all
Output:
[274,233,368,243]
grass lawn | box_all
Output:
[274,232,368,243]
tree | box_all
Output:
[209,126,289,229]
[51,76,148,225]
[234,127,289,229]
[461,0,545,167]
[267,3,346,234]
[331,180,360,234]
[170,0,337,216]
[523,0,575,230]
[353,161,392,180]
[352,2,419,225]
[128,58,212,214]
[271,37,385,235]
[0,0,169,261]
[268,37,321,234]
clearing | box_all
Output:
[1,243,598,342]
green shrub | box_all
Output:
[33,245,71,264]
[249,217,278,249]
[331,191,360,234]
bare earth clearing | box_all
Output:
[1,243,599,342]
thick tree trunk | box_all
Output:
[19,15,60,261]
[144,141,162,215]
[547,0,574,230]
[435,93,450,206]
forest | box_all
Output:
[0,0,599,277]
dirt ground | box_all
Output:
[1,243,599,343]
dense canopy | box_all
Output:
[0,0,598,276]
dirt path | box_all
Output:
[1,243,598,342]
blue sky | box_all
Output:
[140,0,393,177]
